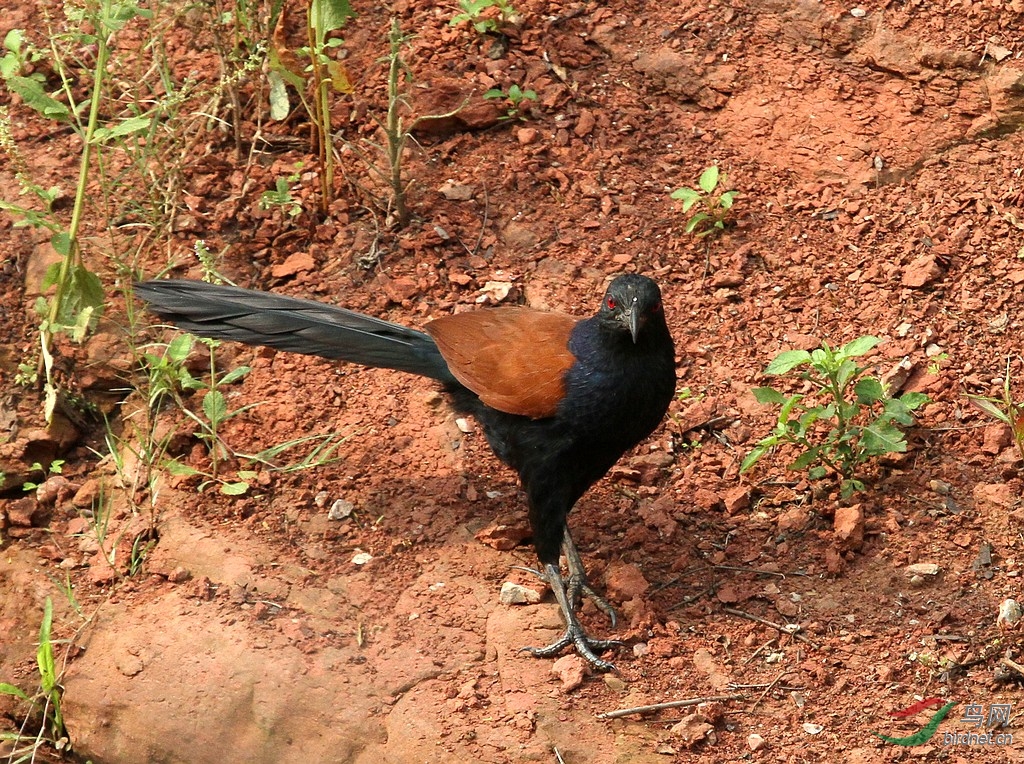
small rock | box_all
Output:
[551,654,586,692]
[476,524,529,551]
[723,487,750,514]
[747,733,767,751]
[982,424,1012,455]
[168,567,191,584]
[777,506,811,534]
[604,674,627,691]
[6,498,41,527]
[901,254,944,288]
[36,475,71,505]
[72,478,102,509]
[803,722,824,735]
[115,654,144,677]
[499,581,541,605]
[974,482,1014,510]
[270,251,315,279]
[850,7,867,17]
[437,181,474,201]
[516,127,538,145]
[998,599,1022,629]
[351,551,373,565]
[905,563,940,577]
[711,270,744,288]
[574,109,596,137]
[455,417,474,433]
[604,562,649,601]
[833,505,864,551]
[669,714,715,747]
[328,499,355,521]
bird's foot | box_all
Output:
[520,623,621,672]
[565,574,617,627]
[510,565,618,626]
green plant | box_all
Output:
[483,83,536,120]
[967,357,1024,463]
[348,18,466,228]
[742,336,929,498]
[259,169,305,218]
[22,459,65,493]
[0,598,69,758]
[266,0,353,216]
[670,165,737,238]
[450,0,517,35]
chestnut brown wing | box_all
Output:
[425,308,578,419]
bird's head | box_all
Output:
[597,274,666,343]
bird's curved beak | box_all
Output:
[625,304,642,343]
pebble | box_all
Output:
[997,599,1022,629]
[905,563,940,577]
[747,733,767,751]
[328,499,355,520]
[499,581,541,605]
[850,7,867,17]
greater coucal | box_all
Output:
[135,274,676,670]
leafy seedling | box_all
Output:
[450,0,517,35]
[742,336,929,498]
[670,165,737,238]
[483,83,536,120]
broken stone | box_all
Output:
[270,251,315,279]
[833,504,864,551]
[747,733,767,751]
[901,254,944,288]
[669,714,715,747]
[905,563,940,577]
[328,499,355,521]
[551,654,586,692]
[997,599,1022,629]
[604,562,649,601]
[475,524,529,551]
[438,181,474,201]
[499,581,541,605]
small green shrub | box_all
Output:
[450,0,517,35]
[670,165,737,238]
[742,336,929,498]
[483,83,536,120]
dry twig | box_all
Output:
[722,606,821,650]
[597,693,746,720]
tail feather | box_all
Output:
[135,280,456,382]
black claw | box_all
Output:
[520,627,620,672]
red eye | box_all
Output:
[606,297,617,310]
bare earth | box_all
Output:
[3,0,1024,762]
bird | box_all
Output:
[134,273,676,670]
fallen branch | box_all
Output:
[750,670,794,712]
[597,693,747,720]
[722,606,821,650]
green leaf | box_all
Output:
[0,682,30,700]
[718,190,737,210]
[834,359,861,390]
[854,377,885,404]
[840,335,881,359]
[967,396,1009,423]
[91,115,153,143]
[860,419,907,456]
[840,478,865,498]
[739,444,770,473]
[766,349,812,375]
[698,165,720,194]
[163,459,202,477]
[202,390,227,423]
[166,333,195,363]
[219,365,252,386]
[808,465,828,481]
[790,447,820,470]
[220,481,250,496]
[671,187,701,204]
[899,391,929,410]
[684,212,709,234]
[752,386,787,405]
[5,76,70,121]
[309,0,354,37]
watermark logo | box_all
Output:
[873,698,1014,747]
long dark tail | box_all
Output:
[135,279,457,383]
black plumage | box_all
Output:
[135,274,676,670]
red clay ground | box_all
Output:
[3,0,1024,762]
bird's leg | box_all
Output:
[561,529,617,627]
[520,562,621,672]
